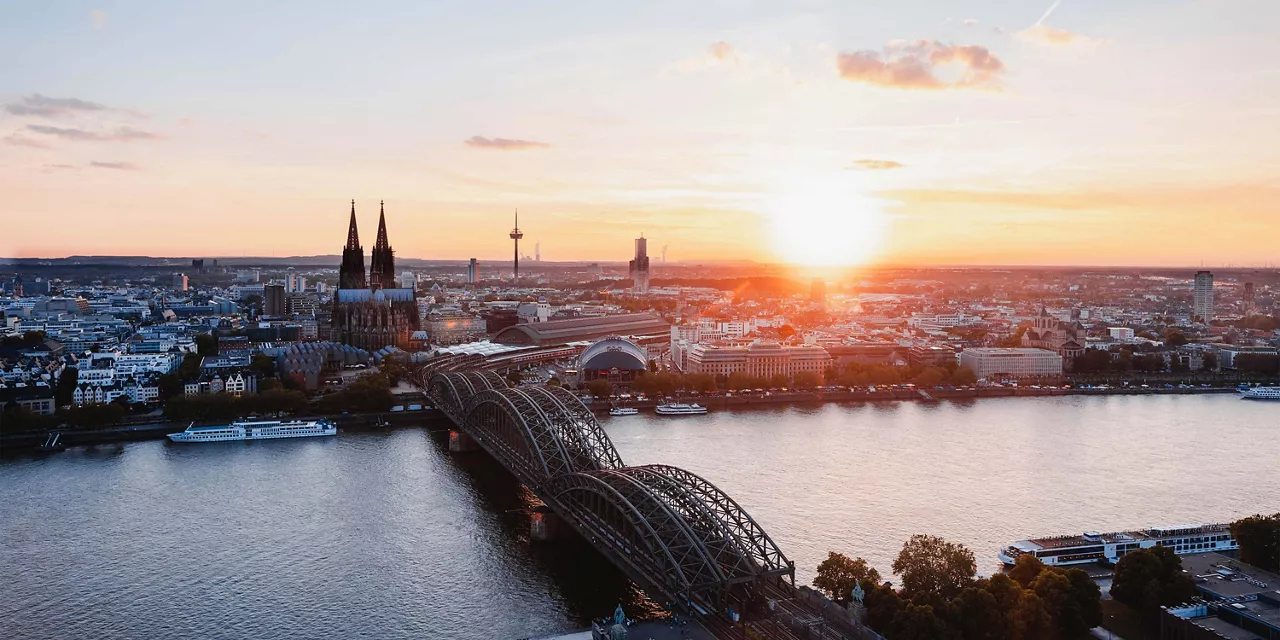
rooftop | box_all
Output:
[1183,552,1280,599]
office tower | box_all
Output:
[467,258,479,284]
[174,273,188,292]
[629,235,650,294]
[264,283,287,316]
[810,278,826,305]
[1193,270,1214,321]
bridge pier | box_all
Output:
[448,430,480,453]
[530,506,571,541]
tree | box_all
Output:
[248,354,276,378]
[176,353,202,381]
[1009,554,1046,588]
[913,366,945,388]
[55,367,79,406]
[894,603,948,640]
[505,369,523,387]
[813,552,881,604]
[1013,591,1055,640]
[586,379,612,398]
[1110,546,1196,621]
[1201,351,1218,371]
[1033,569,1087,638]
[547,376,562,387]
[1063,567,1103,631]
[950,366,978,386]
[194,333,218,356]
[863,582,905,636]
[1232,513,1280,572]
[1163,329,1188,346]
[793,371,822,389]
[947,586,1003,640]
[892,534,977,600]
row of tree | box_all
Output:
[163,389,310,421]
[826,361,978,388]
[814,535,1101,640]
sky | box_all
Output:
[1,0,1277,267]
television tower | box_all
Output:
[509,209,523,285]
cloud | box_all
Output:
[962,18,980,26]
[90,10,108,30]
[4,94,106,117]
[1018,0,1103,46]
[90,161,141,171]
[708,41,738,63]
[44,164,78,171]
[3,134,52,148]
[26,124,163,142]
[836,40,1006,90]
[848,159,905,171]
[1018,23,1104,46]
[463,136,550,150]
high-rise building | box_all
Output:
[264,283,287,316]
[174,273,188,292]
[191,258,205,274]
[810,278,826,305]
[629,235,650,294]
[287,273,306,293]
[1193,270,1214,321]
[467,258,479,284]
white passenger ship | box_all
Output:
[999,523,1238,567]
[655,403,708,415]
[608,407,639,416]
[168,419,337,443]
[1239,386,1280,400]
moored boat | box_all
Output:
[654,403,708,415]
[168,419,337,443]
[608,407,639,416]
[999,523,1237,567]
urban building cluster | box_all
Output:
[4,202,1279,422]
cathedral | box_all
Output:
[1022,307,1086,361]
[331,201,419,352]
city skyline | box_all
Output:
[3,0,1278,266]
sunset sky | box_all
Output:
[2,0,1277,266]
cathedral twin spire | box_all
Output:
[339,200,396,290]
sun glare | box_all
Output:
[766,179,888,267]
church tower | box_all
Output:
[339,200,367,289]
[368,200,396,290]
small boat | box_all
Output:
[655,403,707,416]
[609,407,639,416]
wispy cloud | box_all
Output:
[3,134,52,148]
[464,136,550,150]
[670,41,743,73]
[90,9,109,30]
[962,18,980,26]
[848,159,905,171]
[27,124,163,142]
[90,161,141,171]
[5,94,106,117]
[836,40,1006,90]
[44,164,78,171]
[1018,1,1105,46]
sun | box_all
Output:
[765,178,889,267]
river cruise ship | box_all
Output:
[999,523,1238,567]
[1240,386,1280,400]
[168,419,337,443]
[655,403,708,415]
[608,407,639,416]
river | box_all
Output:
[2,394,1276,639]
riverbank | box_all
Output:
[0,409,451,454]
[588,383,1239,412]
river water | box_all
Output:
[2,394,1276,639]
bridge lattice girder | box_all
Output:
[548,464,794,612]
[428,371,508,422]
[462,385,625,484]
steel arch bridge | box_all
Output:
[424,371,795,616]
